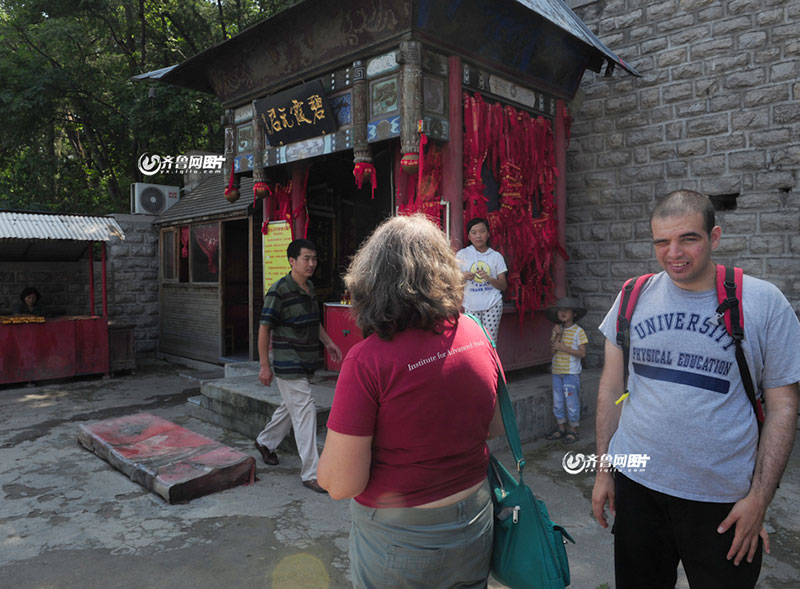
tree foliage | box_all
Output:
[0,0,293,214]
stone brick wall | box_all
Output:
[108,214,160,355]
[1,261,98,316]
[567,0,800,366]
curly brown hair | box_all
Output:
[344,214,464,340]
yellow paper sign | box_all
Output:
[263,220,293,293]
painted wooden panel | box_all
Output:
[160,284,220,363]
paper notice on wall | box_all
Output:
[263,220,292,293]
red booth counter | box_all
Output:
[0,316,110,385]
[323,303,363,371]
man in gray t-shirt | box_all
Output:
[591,190,800,589]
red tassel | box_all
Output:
[223,160,240,203]
[353,162,378,199]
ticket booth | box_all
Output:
[0,212,125,384]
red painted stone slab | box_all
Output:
[78,412,255,503]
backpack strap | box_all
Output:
[615,274,654,401]
[715,265,764,434]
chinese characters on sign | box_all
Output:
[254,80,338,146]
[138,153,225,176]
[263,221,293,293]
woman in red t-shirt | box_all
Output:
[319,214,505,588]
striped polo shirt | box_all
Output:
[260,272,321,378]
[552,323,588,375]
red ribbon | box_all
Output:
[223,159,235,197]
[353,162,377,199]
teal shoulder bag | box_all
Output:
[467,314,575,589]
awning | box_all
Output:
[0,211,126,262]
[515,0,638,76]
[0,212,125,241]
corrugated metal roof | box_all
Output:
[155,174,254,225]
[0,212,126,242]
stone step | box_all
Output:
[188,373,336,453]
[187,367,601,453]
[78,412,255,504]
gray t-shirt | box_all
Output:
[599,271,800,502]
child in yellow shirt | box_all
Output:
[544,297,588,444]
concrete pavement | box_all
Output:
[1,358,798,588]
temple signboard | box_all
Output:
[254,80,338,146]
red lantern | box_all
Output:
[400,152,419,175]
[253,182,271,199]
[224,187,240,203]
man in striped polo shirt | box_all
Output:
[255,239,341,493]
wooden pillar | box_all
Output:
[399,40,423,158]
[554,100,568,298]
[88,242,95,316]
[252,101,267,187]
[223,109,240,202]
[101,241,108,318]
[352,59,372,166]
[291,163,308,239]
[442,55,464,248]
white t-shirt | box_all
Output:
[456,245,507,312]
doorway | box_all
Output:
[222,217,251,360]
[305,147,394,303]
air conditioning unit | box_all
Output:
[130,183,180,215]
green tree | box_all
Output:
[0,0,292,214]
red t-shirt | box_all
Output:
[326,316,500,508]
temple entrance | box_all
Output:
[305,147,394,303]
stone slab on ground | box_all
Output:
[77,412,255,504]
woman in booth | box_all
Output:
[318,214,504,588]
[15,287,43,316]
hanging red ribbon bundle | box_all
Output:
[462,91,562,320]
[223,160,240,203]
[353,162,377,199]
[397,138,442,225]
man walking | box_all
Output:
[592,190,800,588]
[255,239,341,493]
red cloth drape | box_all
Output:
[180,226,189,258]
[193,225,218,274]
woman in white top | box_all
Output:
[456,217,508,342]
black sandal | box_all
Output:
[563,431,578,444]
[545,429,566,440]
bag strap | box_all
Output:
[615,274,654,397]
[715,265,764,434]
[465,313,525,473]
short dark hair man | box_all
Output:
[592,190,800,588]
[254,239,341,493]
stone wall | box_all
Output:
[1,260,98,316]
[108,214,160,356]
[566,0,800,366]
